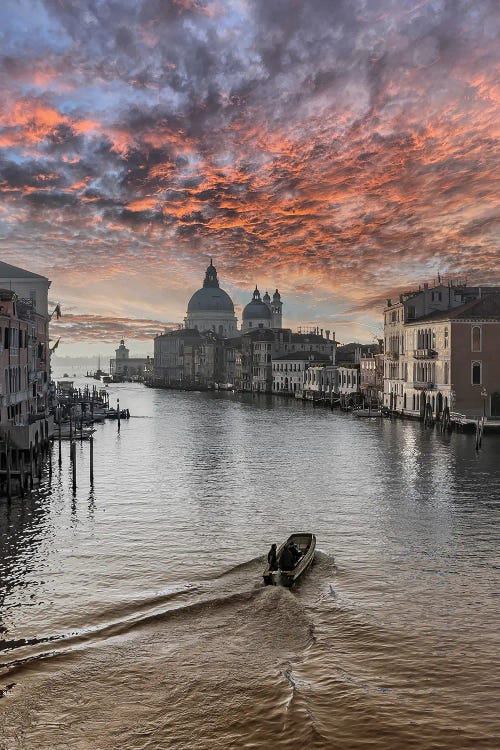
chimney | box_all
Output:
[424,282,428,290]
[387,299,392,307]
[320,328,323,337]
[325,329,330,340]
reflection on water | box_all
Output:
[0,382,499,748]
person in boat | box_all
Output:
[290,542,303,563]
[267,543,278,571]
[280,543,296,571]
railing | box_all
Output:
[413,382,434,390]
[413,349,437,359]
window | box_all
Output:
[444,327,449,348]
[444,361,449,384]
[471,326,481,352]
[472,361,481,385]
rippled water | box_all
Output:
[1,380,499,748]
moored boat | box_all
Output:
[353,407,382,417]
[263,532,316,587]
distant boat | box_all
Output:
[353,407,382,417]
[55,423,96,440]
[263,533,316,587]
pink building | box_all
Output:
[0,263,53,463]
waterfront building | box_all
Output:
[236,329,336,393]
[272,351,332,396]
[0,282,52,460]
[360,345,384,405]
[153,328,223,388]
[302,363,337,401]
[109,340,152,381]
[154,328,202,385]
[184,261,238,337]
[337,365,361,406]
[402,293,500,419]
[0,260,51,319]
[383,283,500,419]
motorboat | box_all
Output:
[353,407,382,417]
[105,408,130,419]
[55,423,96,440]
[263,533,316,587]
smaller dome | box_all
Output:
[242,286,272,320]
[263,291,271,303]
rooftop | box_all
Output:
[0,260,49,281]
[273,351,332,363]
[408,292,500,323]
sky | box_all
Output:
[0,0,498,357]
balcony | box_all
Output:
[413,382,434,390]
[386,351,399,360]
[413,349,437,359]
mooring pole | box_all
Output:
[71,441,77,492]
[6,431,11,501]
[89,435,94,486]
[58,419,62,466]
[117,398,121,432]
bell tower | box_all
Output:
[271,289,282,328]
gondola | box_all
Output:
[263,532,316,587]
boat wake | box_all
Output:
[0,552,326,682]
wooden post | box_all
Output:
[58,419,62,466]
[29,443,34,489]
[71,441,77,492]
[6,431,11,501]
[117,398,121,432]
[20,451,26,496]
[89,435,94,486]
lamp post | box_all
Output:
[481,387,488,419]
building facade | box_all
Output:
[272,351,331,395]
[110,340,152,381]
[0,276,52,455]
[383,284,500,419]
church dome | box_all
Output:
[242,287,271,320]
[187,261,235,313]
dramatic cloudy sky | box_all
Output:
[0,0,498,355]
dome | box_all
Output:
[242,286,272,320]
[187,261,235,313]
[187,287,234,313]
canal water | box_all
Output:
[0,380,499,749]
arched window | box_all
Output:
[472,361,481,385]
[471,326,481,352]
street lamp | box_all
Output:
[481,387,488,419]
